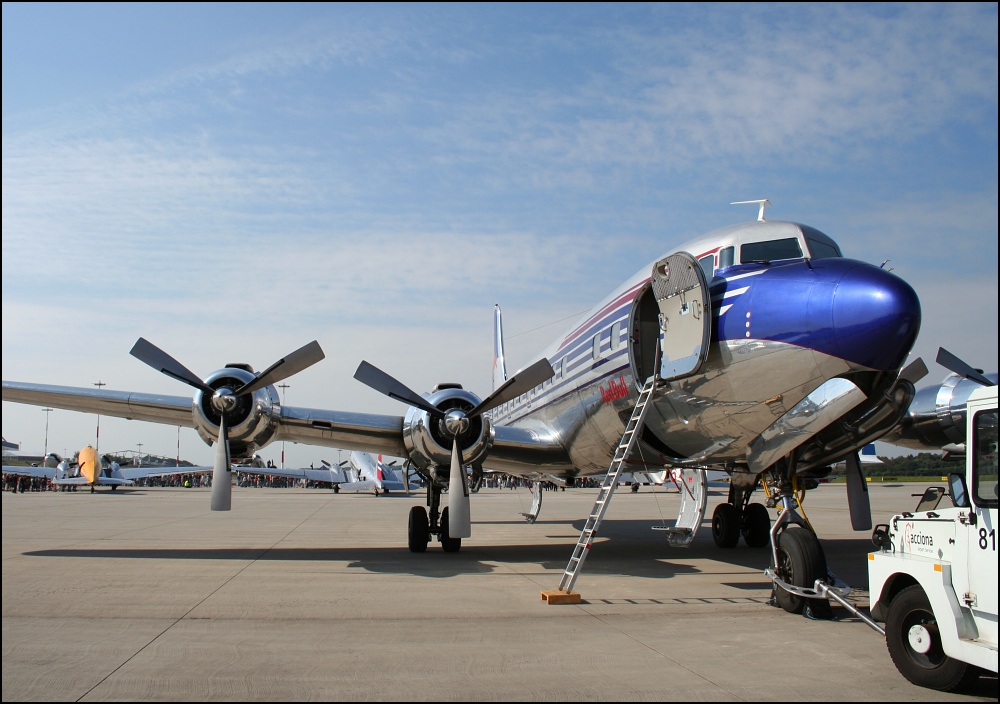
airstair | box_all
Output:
[651,467,707,547]
[543,371,659,603]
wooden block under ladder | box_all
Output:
[541,589,582,605]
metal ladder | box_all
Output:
[558,371,659,594]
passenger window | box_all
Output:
[740,238,802,263]
[610,322,621,351]
[973,409,998,508]
[719,246,735,269]
[593,333,601,360]
[698,255,714,279]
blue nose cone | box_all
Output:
[833,263,921,371]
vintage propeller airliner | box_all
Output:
[2,200,929,615]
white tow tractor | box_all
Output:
[763,385,997,691]
[867,385,998,691]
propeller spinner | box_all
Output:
[130,338,325,511]
[354,357,554,537]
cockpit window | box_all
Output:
[719,246,735,269]
[802,225,843,259]
[698,255,714,279]
[740,238,802,263]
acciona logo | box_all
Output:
[902,522,934,549]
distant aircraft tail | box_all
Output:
[493,304,507,392]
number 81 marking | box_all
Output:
[979,527,996,551]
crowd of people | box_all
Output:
[2,473,57,493]
[4,469,607,493]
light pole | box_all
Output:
[176,426,181,467]
[136,442,143,467]
[42,408,54,457]
[93,381,106,451]
[278,383,290,468]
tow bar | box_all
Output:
[764,568,885,636]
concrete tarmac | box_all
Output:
[3,481,997,701]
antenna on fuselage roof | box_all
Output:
[731,199,771,222]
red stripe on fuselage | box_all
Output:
[557,279,648,354]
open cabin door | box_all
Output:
[629,252,711,386]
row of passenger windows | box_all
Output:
[496,320,625,418]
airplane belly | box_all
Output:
[643,340,855,462]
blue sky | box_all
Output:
[2,3,997,465]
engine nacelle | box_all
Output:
[402,386,493,479]
[191,366,280,458]
[883,372,999,452]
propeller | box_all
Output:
[937,348,996,387]
[354,357,555,537]
[844,451,872,531]
[130,338,325,511]
[211,413,232,511]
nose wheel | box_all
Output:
[770,525,830,617]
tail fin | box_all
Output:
[493,304,507,392]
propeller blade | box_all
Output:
[210,415,232,511]
[897,356,928,385]
[446,438,471,538]
[401,461,410,495]
[469,357,555,417]
[130,338,213,393]
[937,348,996,387]
[238,341,326,397]
[844,452,872,531]
[354,361,444,416]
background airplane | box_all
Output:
[3,445,133,492]
[3,206,931,615]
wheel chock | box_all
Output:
[541,589,581,605]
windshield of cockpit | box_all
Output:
[739,226,843,264]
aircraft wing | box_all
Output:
[1,465,56,479]
[2,381,571,469]
[2,382,193,427]
[120,466,213,480]
[52,476,133,486]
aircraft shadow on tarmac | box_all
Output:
[21,518,877,584]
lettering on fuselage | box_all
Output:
[600,376,630,403]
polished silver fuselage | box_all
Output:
[2,219,920,484]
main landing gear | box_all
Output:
[711,481,771,549]
[407,481,461,553]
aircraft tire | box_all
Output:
[333,485,340,494]
[772,526,827,614]
[711,503,740,548]
[885,584,978,691]
[408,506,429,553]
[741,503,771,548]
[440,507,462,553]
